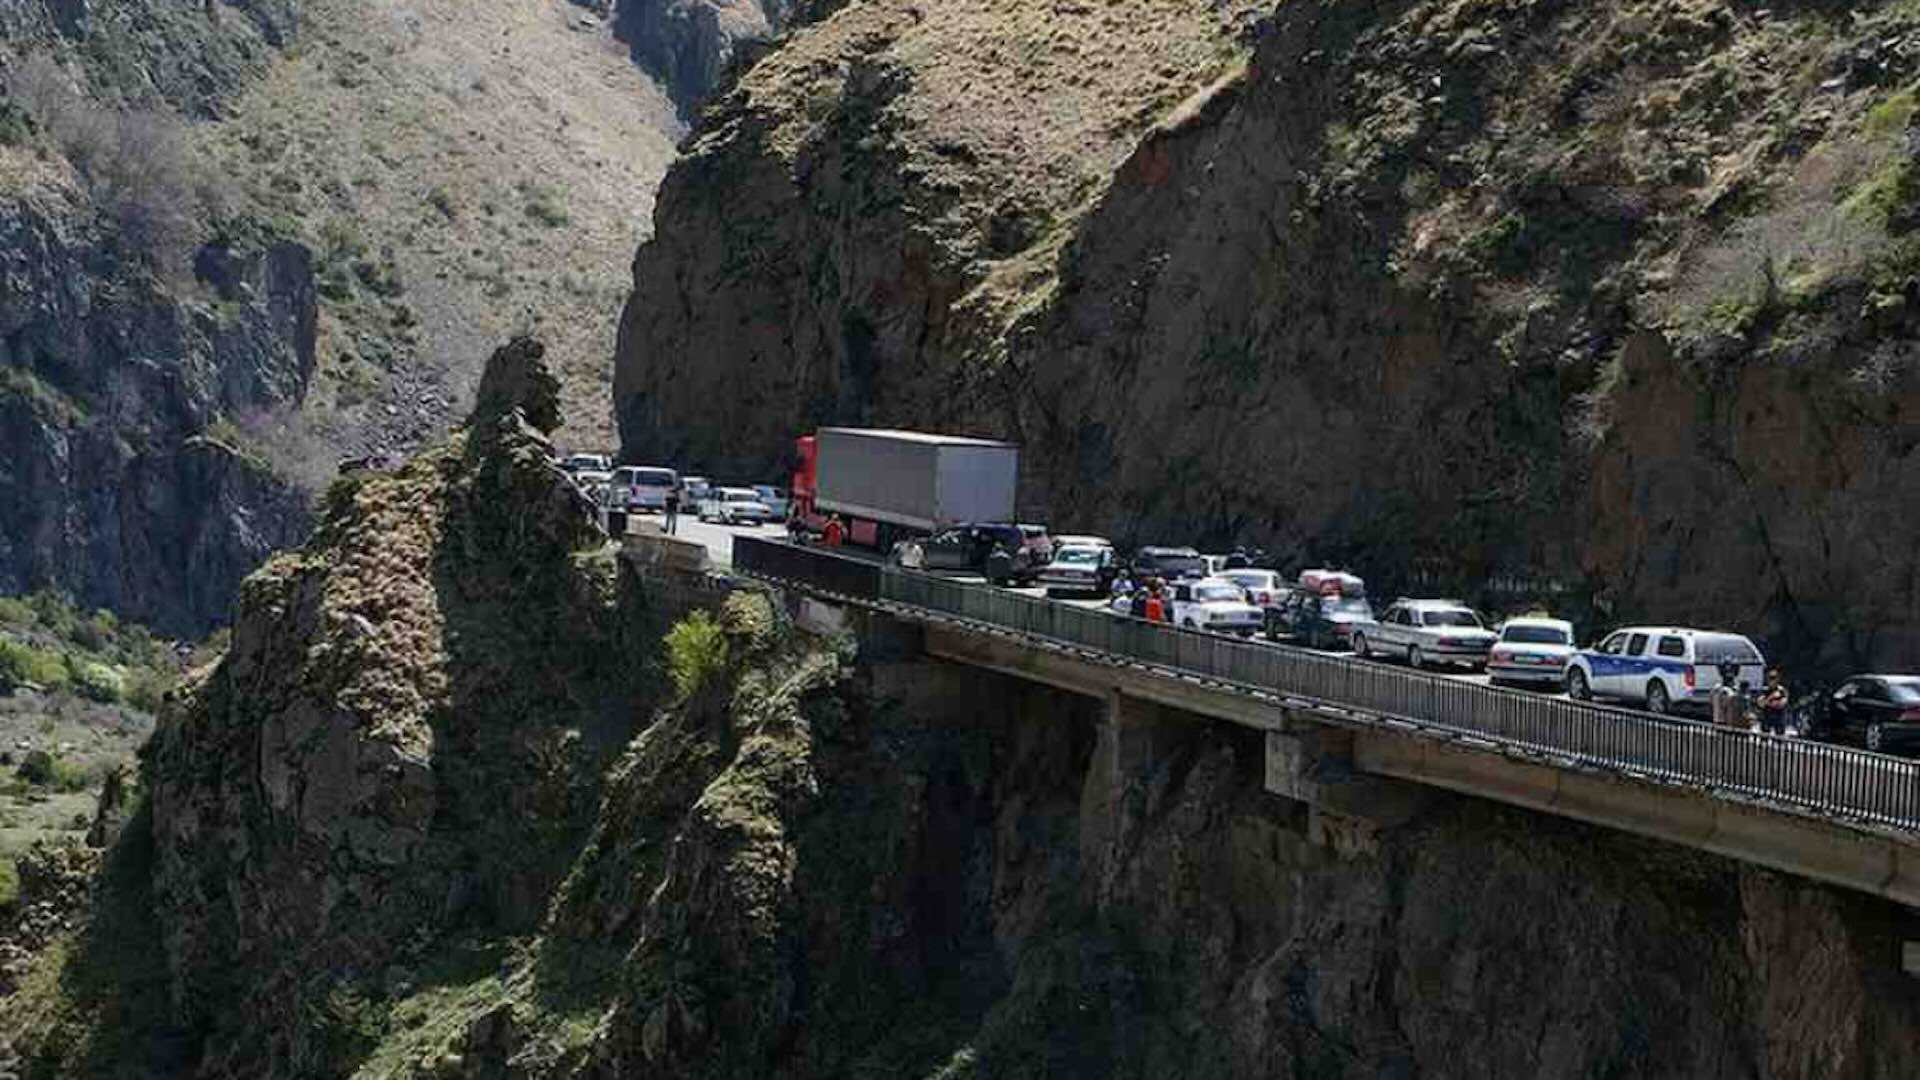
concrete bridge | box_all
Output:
[631,532,1920,914]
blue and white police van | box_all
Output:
[1565,626,1766,715]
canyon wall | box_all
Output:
[616,0,1920,672]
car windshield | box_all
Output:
[1422,609,1482,628]
[1224,572,1275,589]
[1502,625,1570,645]
[725,491,758,502]
[1055,548,1101,565]
[1195,584,1243,603]
[633,469,676,488]
[1323,597,1373,618]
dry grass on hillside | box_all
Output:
[751,0,1253,210]
[725,0,1259,347]
[203,0,683,455]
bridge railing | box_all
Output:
[734,537,1920,830]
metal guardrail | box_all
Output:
[734,537,1920,831]
[734,535,882,600]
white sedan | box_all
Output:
[697,487,777,526]
[1486,617,1577,688]
[1109,578,1262,634]
[1171,578,1265,634]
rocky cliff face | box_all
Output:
[0,0,296,115]
[0,0,318,637]
[0,164,316,636]
[134,340,656,1074]
[616,0,1920,671]
[1,0,687,634]
[604,0,795,117]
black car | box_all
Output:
[1264,586,1377,651]
[1809,675,1920,754]
[897,523,1046,584]
[1129,546,1207,581]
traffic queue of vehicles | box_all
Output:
[559,428,1916,758]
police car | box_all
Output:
[1564,626,1766,715]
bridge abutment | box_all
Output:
[1264,719,1430,857]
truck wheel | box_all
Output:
[1350,633,1369,659]
[1646,682,1670,716]
[1408,645,1426,670]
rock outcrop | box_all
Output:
[605,0,795,117]
[133,339,650,1073]
[615,0,1920,672]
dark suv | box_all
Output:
[898,523,1050,584]
[1129,546,1207,581]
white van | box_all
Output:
[610,466,679,512]
[1565,626,1766,715]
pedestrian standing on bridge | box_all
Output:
[1759,669,1790,736]
[663,482,682,535]
[823,514,846,547]
[1711,663,1742,728]
[1144,580,1169,624]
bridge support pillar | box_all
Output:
[1265,722,1428,853]
[1079,688,1179,901]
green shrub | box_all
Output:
[0,638,70,689]
[66,655,123,703]
[664,610,730,699]
[17,750,91,792]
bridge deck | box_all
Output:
[705,536,1920,905]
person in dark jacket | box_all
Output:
[1759,669,1790,735]
[1224,547,1251,570]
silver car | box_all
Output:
[1351,598,1498,670]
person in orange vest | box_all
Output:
[1143,580,1168,624]
[822,514,846,547]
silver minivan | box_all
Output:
[610,466,679,512]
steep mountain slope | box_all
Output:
[616,0,1920,672]
[612,0,1263,473]
[0,123,316,636]
[1,0,682,634]
[202,0,683,457]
